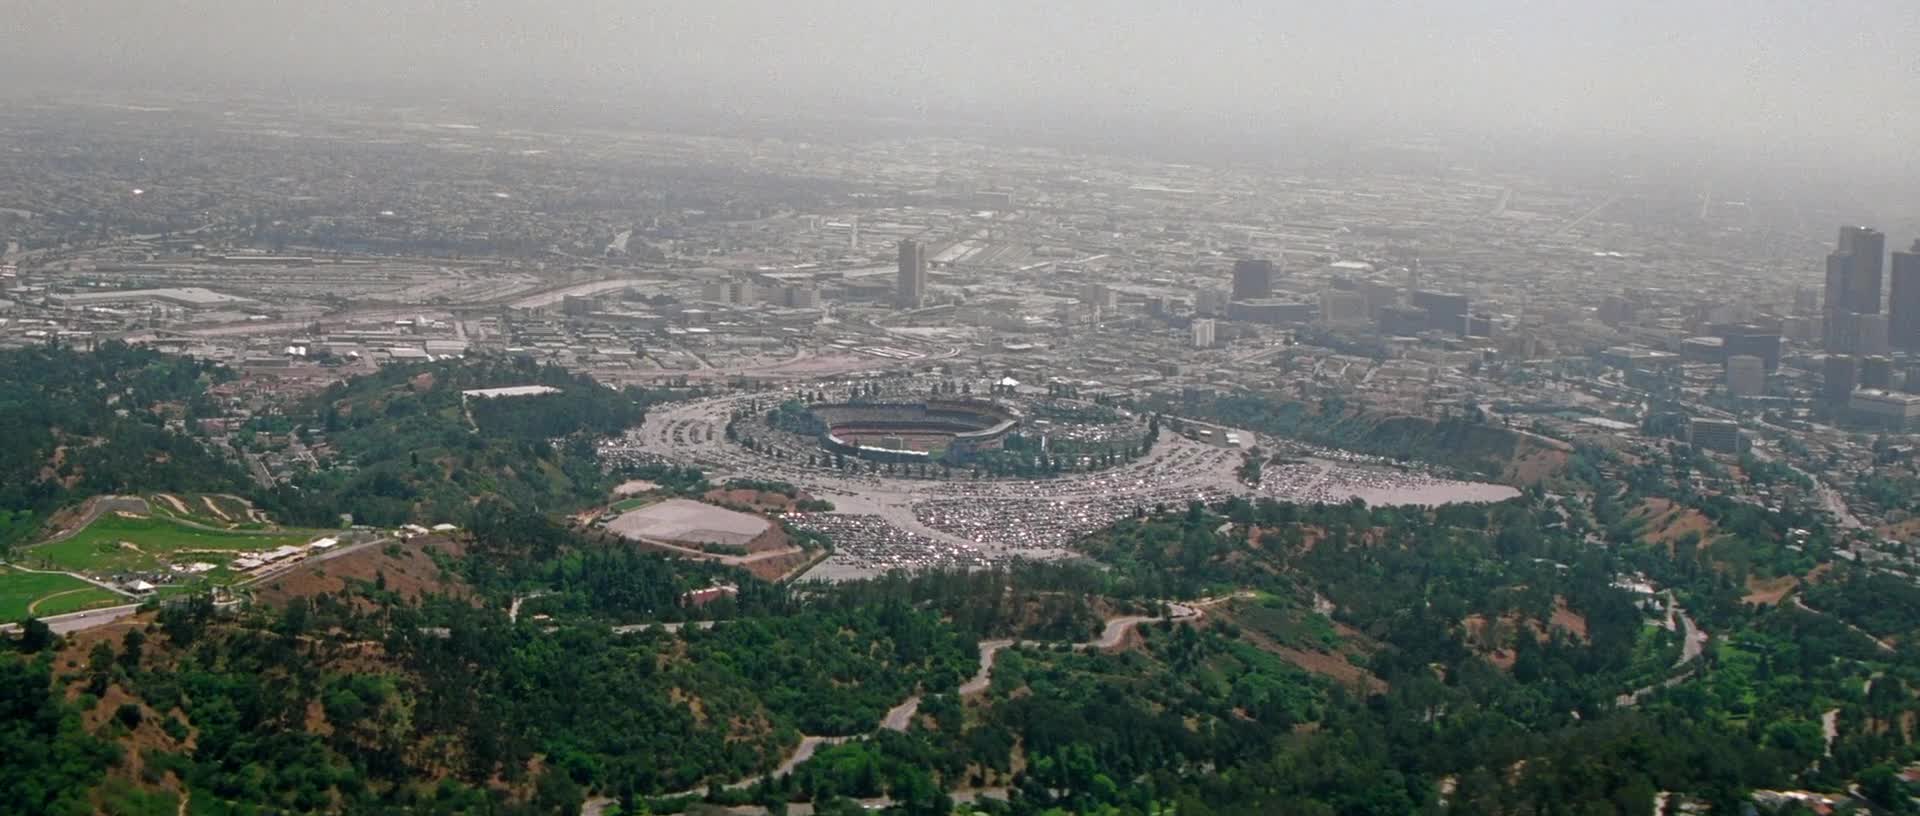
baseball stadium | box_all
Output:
[809,399,1019,462]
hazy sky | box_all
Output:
[5,1,1917,169]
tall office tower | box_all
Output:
[1862,356,1895,390]
[1891,240,1920,351]
[1320,289,1368,324]
[1856,313,1890,356]
[1231,259,1276,301]
[1194,288,1229,317]
[1688,418,1748,454]
[1725,355,1766,397]
[1412,289,1471,335]
[1191,318,1216,349]
[1794,286,1821,315]
[1838,226,1887,314]
[1597,295,1636,326]
[1711,323,1782,371]
[895,239,927,309]
[1825,251,1859,351]
[1823,354,1859,405]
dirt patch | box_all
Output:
[1251,525,1319,553]
[252,537,474,608]
[1217,606,1387,694]
[613,479,660,497]
[1742,574,1799,606]
[1635,499,1715,555]
[740,548,820,583]
[200,495,233,523]
[1483,649,1518,671]
[409,372,436,393]
[1463,610,1564,670]
[1504,445,1570,486]
[154,494,192,516]
[702,488,808,513]
[1271,641,1387,694]
[669,687,709,725]
[1874,518,1920,541]
[304,699,336,737]
[1549,596,1589,641]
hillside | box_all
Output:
[257,358,650,528]
[1162,391,1571,485]
[1,510,989,815]
[6,494,1920,814]
[0,343,252,552]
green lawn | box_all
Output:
[0,566,125,621]
[611,497,657,512]
[32,586,125,617]
[27,513,320,575]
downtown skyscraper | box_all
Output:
[896,239,927,309]
[1891,240,1920,352]
[1825,226,1887,352]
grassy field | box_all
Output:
[610,496,657,512]
[0,566,125,621]
[27,513,319,575]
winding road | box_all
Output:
[581,595,1226,814]
[1616,591,1708,708]
[1792,596,1896,654]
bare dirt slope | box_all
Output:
[252,537,474,608]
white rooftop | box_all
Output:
[461,385,562,399]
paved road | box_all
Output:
[1751,444,1865,531]
[1675,601,1705,667]
[1793,596,1895,653]
[0,603,144,635]
[637,539,806,567]
[233,536,394,588]
[30,495,148,549]
[1618,591,1709,707]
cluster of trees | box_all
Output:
[467,387,643,441]
[1799,568,1920,645]
[0,343,252,552]
[612,462,710,495]
[0,653,117,815]
[397,599,972,798]
[1064,493,1920,814]
[1161,391,1545,481]
[765,400,826,437]
[258,357,651,527]
[0,507,983,812]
